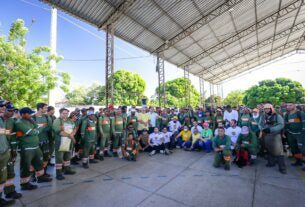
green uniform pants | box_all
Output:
[39,141,50,168]
[213,150,231,168]
[101,133,110,151]
[0,151,10,185]
[287,132,304,157]
[83,142,95,163]
[113,132,123,149]
[20,148,44,184]
[4,155,16,195]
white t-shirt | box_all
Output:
[162,132,172,143]
[168,120,181,132]
[149,132,163,146]
[147,112,159,127]
[225,126,241,147]
[191,125,203,134]
[223,110,239,122]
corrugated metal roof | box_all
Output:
[41,0,305,84]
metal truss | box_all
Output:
[184,67,190,107]
[209,37,302,83]
[199,75,205,108]
[156,54,166,107]
[153,0,243,54]
[198,20,305,76]
[179,0,303,68]
[99,0,137,29]
[105,25,114,106]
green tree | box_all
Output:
[205,95,223,107]
[156,78,200,108]
[0,19,70,108]
[224,90,244,107]
[243,78,305,108]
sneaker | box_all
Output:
[99,155,104,161]
[279,169,287,174]
[5,191,22,199]
[37,175,52,183]
[0,198,15,206]
[160,150,164,154]
[82,163,89,169]
[149,150,156,156]
[21,182,37,191]
[165,149,170,155]
[56,174,65,180]
[89,159,99,164]
[176,145,181,149]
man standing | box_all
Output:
[259,103,286,174]
[0,100,16,206]
[224,105,239,128]
[53,108,77,180]
[98,109,112,160]
[213,127,231,170]
[15,107,52,190]
[111,110,125,157]
[147,107,159,133]
[2,103,22,199]
[81,110,98,168]
[33,103,53,177]
[137,108,150,135]
[284,102,305,167]
[127,109,138,134]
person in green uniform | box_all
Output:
[111,110,125,157]
[53,108,77,180]
[15,107,52,190]
[33,103,53,177]
[213,109,224,131]
[98,109,112,160]
[157,110,170,130]
[212,127,231,170]
[203,111,214,129]
[0,100,16,206]
[235,126,258,166]
[122,133,137,161]
[81,110,98,168]
[250,108,264,156]
[2,103,22,199]
[259,103,286,174]
[284,102,305,167]
[47,105,56,166]
[127,109,138,134]
[239,108,251,128]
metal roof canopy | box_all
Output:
[41,0,305,84]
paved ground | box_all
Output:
[12,150,305,207]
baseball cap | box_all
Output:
[6,103,15,111]
[87,111,95,116]
[241,126,250,135]
[203,122,209,127]
[20,107,35,115]
[0,100,8,107]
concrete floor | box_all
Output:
[12,150,305,207]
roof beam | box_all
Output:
[269,0,283,57]
[197,21,305,76]
[152,0,243,54]
[179,0,303,68]
[208,37,302,82]
[98,0,137,29]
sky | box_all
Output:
[1,0,305,102]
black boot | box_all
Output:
[71,157,79,165]
[0,198,15,206]
[56,169,65,180]
[95,150,100,160]
[21,182,37,191]
[37,175,52,183]
[82,162,89,169]
[5,191,22,199]
[64,166,76,175]
[44,167,51,177]
[89,159,98,164]
[278,156,287,174]
[266,155,275,167]
[291,158,302,166]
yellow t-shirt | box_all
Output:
[137,113,150,130]
[192,133,201,144]
[179,130,192,141]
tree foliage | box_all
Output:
[243,78,305,108]
[66,70,146,106]
[0,19,70,108]
[205,95,223,107]
[156,78,200,108]
[223,90,244,107]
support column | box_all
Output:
[105,24,114,106]
[156,54,166,107]
[184,66,190,107]
[48,7,57,106]
[199,75,205,109]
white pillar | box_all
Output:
[48,7,57,106]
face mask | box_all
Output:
[184,129,187,131]
[174,121,177,123]
[253,114,259,119]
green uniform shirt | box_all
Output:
[99,116,111,134]
[52,118,75,144]
[127,115,138,131]
[4,117,18,150]
[239,114,251,127]
[112,116,124,134]
[15,119,40,149]
[285,111,305,134]
[250,116,260,133]
[214,116,224,128]
[157,114,169,129]
[81,118,97,143]
[236,132,257,149]
[0,117,10,153]
[212,135,231,151]
[33,114,52,143]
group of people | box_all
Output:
[0,99,304,206]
